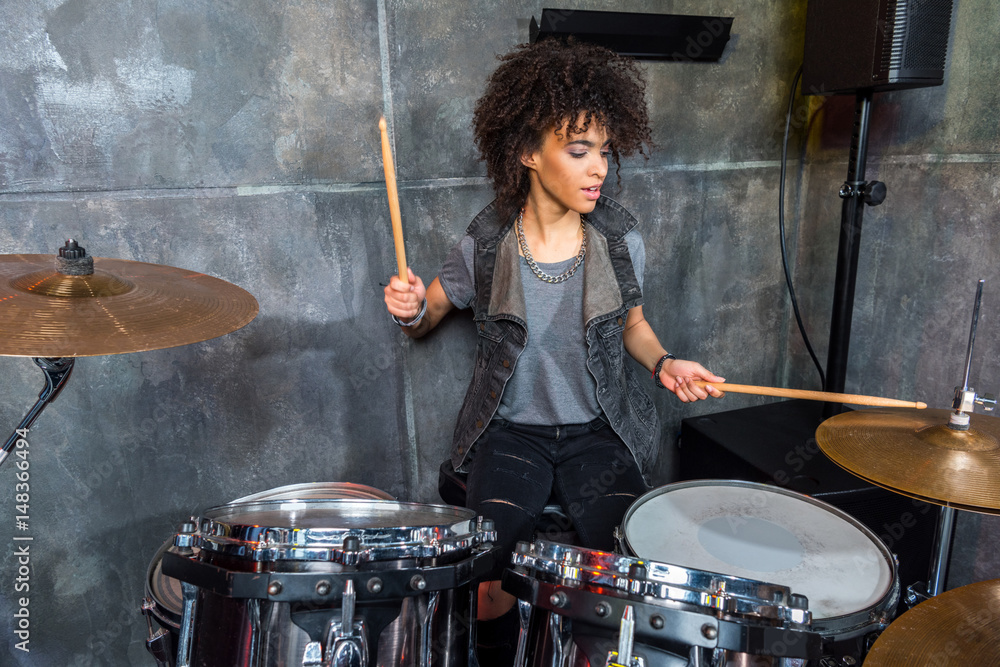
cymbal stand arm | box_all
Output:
[950,281,996,428]
[910,281,992,605]
[0,357,75,468]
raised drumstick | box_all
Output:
[692,381,927,409]
[379,116,407,280]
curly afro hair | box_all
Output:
[472,38,653,220]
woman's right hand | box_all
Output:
[384,268,427,323]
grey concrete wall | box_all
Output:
[792,0,1000,591]
[0,0,994,663]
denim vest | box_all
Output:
[450,197,660,475]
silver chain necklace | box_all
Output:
[515,209,587,284]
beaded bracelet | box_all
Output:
[652,353,676,388]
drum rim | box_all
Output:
[145,538,184,630]
[621,479,899,633]
[144,484,402,626]
[194,499,482,563]
[202,497,475,523]
[513,539,811,625]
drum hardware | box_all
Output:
[142,596,175,667]
[161,544,496,605]
[302,580,369,667]
[0,356,74,468]
[606,605,645,667]
[618,481,898,664]
[142,484,425,667]
[0,240,258,470]
[504,540,821,666]
[816,280,999,609]
[514,598,534,666]
[158,498,497,666]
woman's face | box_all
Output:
[522,116,610,215]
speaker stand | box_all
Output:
[824,91,886,417]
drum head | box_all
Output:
[622,480,895,621]
[228,481,394,504]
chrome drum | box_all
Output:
[619,480,900,664]
[143,484,498,667]
[141,483,396,666]
[504,540,821,666]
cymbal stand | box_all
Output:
[907,280,995,606]
[0,357,75,469]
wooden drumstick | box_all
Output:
[379,116,407,280]
[692,381,927,409]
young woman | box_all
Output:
[383,38,724,663]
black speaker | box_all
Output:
[802,0,954,95]
[678,400,940,596]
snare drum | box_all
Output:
[504,540,820,667]
[618,480,899,663]
[139,482,419,667]
[159,497,496,667]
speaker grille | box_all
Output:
[879,0,953,80]
[902,0,953,69]
[805,0,954,94]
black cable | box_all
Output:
[779,64,826,389]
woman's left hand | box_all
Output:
[658,359,726,403]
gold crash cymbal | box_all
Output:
[0,253,258,357]
[816,408,1000,514]
[865,578,1000,666]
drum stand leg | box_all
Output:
[420,590,442,667]
[468,588,480,667]
[548,612,573,667]
[513,598,533,667]
[175,581,199,667]
[0,357,75,469]
[905,505,956,606]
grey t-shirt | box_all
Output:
[439,229,646,426]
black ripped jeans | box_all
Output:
[465,417,648,577]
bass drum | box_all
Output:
[141,482,395,666]
[618,480,900,664]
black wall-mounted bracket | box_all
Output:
[530,8,734,62]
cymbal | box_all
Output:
[0,254,258,357]
[865,578,1000,665]
[816,408,1000,514]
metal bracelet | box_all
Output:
[391,298,427,327]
